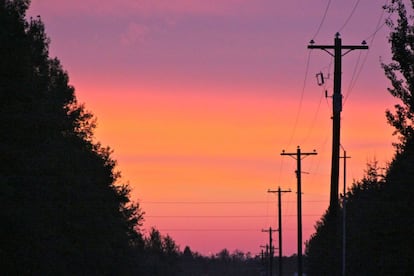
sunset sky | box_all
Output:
[28,0,397,256]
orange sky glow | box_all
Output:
[28,0,398,256]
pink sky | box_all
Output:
[28,0,397,256]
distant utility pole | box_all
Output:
[260,245,269,275]
[340,147,351,276]
[308,33,368,213]
[281,146,317,276]
[262,227,277,276]
[268,187,291,276]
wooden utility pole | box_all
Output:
[268,187,291,276]
[308,33,368,213]
[340,147,351,276]
[262,227,277,276]
[281,146,317,276]
[308,33,367,273]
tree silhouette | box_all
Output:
[140,228,181,275]
[382,0,414,152]
[0,1,144,274]
[380,1,414,272]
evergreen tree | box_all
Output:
[0,1,144,274]
[141,228,181,275]
[383,0,414,151]
[381,1,414,272]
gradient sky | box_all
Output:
[28,0,397,256]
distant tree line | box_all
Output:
[305,1,414,274]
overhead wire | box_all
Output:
[305,0,360,181]
[343,0,390,105]
[337,0,362,33]
[297,57,332,211]
[146,214,322,218]
[276,0,332,228]
[311,0,333,40]
[344,51,363,104]
[285,51,312,148]
[283,0,335,199]
[274,0,392,248]
[139,2,394,254]
[157,229,264,232]
[273,0,332,229]
[282,188,294,230]
[301,90,326,145]
[142,200,328,204]
[364,0,392,41]
[265,190,271,227]
[301,58,333,145]
[157,227,317,232]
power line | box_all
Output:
[286,51,312,148]
[343,0,390,105]
[337,0,361,33]
[336,0,372,104]
[152,227,320,232]
[143,201,269,204]
[364,0,390,41]
[154,229,263,232]
[142,200,328,204]
[146,214,322,218]
[343,51,363,104]
[301,87,328,144]
[312,0,332,40]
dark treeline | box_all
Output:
[178,248,300,276]
[305,1,414,275]
[3,0,414,275]
[0,0,144,274]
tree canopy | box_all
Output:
[0,1,144,274]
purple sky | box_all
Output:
[26,0,398,256]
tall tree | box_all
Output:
[381,0,414,272]
[383,0,414,151]
[0,1,144,274]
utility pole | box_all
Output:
[308,33,367,213]
[260,245,269,275]
[268,187,291,276]
[281,146,317,276]
[308,33,367,274]
[340,147,351,276]
[262,227,277,276]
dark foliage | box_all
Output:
[138,228,181,275]
[0,1,144,274]
[177,247,264,276]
